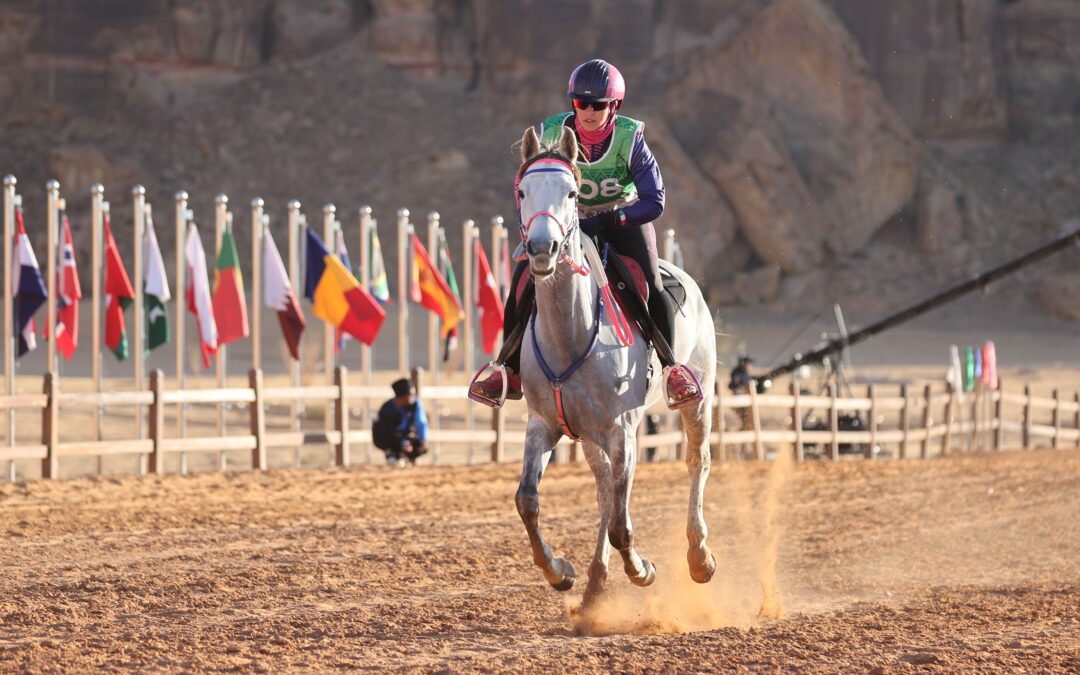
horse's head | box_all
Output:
[516,126,581,279]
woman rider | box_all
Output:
[469,58,702,410]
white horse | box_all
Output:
[513,125,717,603]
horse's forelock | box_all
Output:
[516,143,582,189]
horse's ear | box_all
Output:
[521,127,540,162]
[558,126,579,163]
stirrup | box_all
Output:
[468,362,510,408]
[664,364,704,410]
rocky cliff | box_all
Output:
[1,0,1078,320]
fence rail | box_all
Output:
[1,369,1077,479]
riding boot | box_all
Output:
[469,266,533,406]
[649,289,703,410]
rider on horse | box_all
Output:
[469,58,702,410]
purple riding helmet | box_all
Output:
[567,59,626,111]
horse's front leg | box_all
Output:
[516,418,576,591]
[581,441,613,605]
[608,422,656,587]
[681,396,716,583]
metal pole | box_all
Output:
[45,180,59,376]
[2,176,15,480]
[251,198,264,370]
[323,204,336,437]
[463,219,477,464]
[490,216,505,355]
[132,187,146,474]
[287,200,302,466]
[214,194,228,470]
[662,228,675,263]
[358,205,373,464]
[175,190,189,474]
[397,208,410,374]
[97,199,110,455]
[426,212,441,463]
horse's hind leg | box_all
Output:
[608,426,656,587]
[516,418,576,591]
[582,442,613,605]
[681,392,716,583]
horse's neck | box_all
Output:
[532,247,597,366]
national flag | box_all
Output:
[334,228,352,353]
[262,227,305,360]
[304,227,385,345]
[103,215,135,361]
[409,234,463,338]
[184,224,217,368]
[143,212,171,352]
[368,225,390,304]
[436,231,463,361]
[54,215,81,360]
[212,227,249,346]
[474,238,504,355]
[12,210,47,357]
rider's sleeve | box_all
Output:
[620,127,665,227]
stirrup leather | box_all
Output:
[664,364,703,410]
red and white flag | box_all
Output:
[184,224,218,368]
[54,215,81,360]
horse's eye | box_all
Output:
[568,190,577,200]
[516,189,524,200]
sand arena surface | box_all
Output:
[2,449,1079,671]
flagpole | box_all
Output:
[2,176,15,481]
[287,200,302,466]
[45,180,59,378]
[663,228,675,263]
[358,205,373,464]
[462,218,476,464]
[132,186,146,474]
[251,198,264,371]
[426,212,440,384]
[397,208,409,374]
[490,215,505,355]
[214,194,228,471]
[174,190,189,474]
[96,197,109,458]
[323,204,337,438]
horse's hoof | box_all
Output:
[549,557,576,592]
[629,558,656,587]
[688,546,716,584]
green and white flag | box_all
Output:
[143,213,171,352]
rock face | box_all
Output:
[1038,274,1080,321]
[917,181,964,254]
[1001,0,1080,139]
[828,0,1006,140]
[667,0,918,268]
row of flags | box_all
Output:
[10,208,509,368]
[947,341,998,397]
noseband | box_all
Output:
[516,156,589,277]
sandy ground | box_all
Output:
[2,448,1078,672]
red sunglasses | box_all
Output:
[572,99,611,112]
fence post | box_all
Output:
[1052,389,1061,449]
[994,379,1004,451]
[942,389,955,456]
[1022,384,1032,449]
[866,384,877,459]
[41,372,59,479]
[249,368,267,470]
[335,366,350,467]
[149,370,164,474]
[899,384,909,460]
[921,384,932,459]
[715,380,725,462]
[1074,391,1080,450]
[791,380,803,463]
[829,382,839,461]
[749,383,764,460]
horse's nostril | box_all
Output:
[548,240,558,255]
[526,240,537,256]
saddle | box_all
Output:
[602,246,688,334]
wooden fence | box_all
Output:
[1,370,1077,480]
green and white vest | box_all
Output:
[539,112,641,210]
